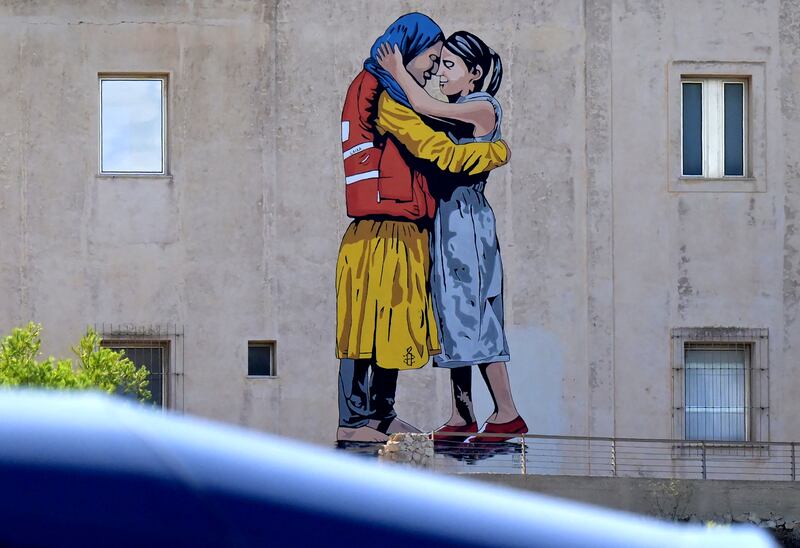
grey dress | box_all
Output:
[431,91,510,368]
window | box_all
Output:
[96,323,184,410]
[684,344,747,441]
[99,75,167,175]
[669,61,766,193]
[102,340,169,407]
[248,341,275,377]
[671,328,768,443]
[681,78,747,178]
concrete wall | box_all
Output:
[474,474,800,524]
[610,0,787,441]
[1,0,798,445]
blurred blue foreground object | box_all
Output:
[0,390,776,547]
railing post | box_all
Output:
[611,439,617,477]
[428,431,435,472]
[521,434,527,475]
[701,442,707,480]
[792,442,796,481]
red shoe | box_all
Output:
[433,421,478,443]
[466,416,528,444]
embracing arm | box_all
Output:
[377,44,496,133]
[375,93,509,176]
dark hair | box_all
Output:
[443,31,502,96]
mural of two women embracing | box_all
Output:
[335,12,527,445]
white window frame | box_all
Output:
[680,78,748,179]
[98,74,169,176]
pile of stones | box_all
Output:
[678,513,800,546]
[378,432,434,468]
[680,512,796,529]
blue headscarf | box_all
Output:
[363,13,444,108]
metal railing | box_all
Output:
[429,432,800,480]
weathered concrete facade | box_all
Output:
[475,474,800,526]
[1,0,798,445]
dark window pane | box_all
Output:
[724,83,744,176]
[248,344,273,376]
[110,346,165,407]
[682,82,703,176]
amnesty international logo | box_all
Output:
[403,346,415,368]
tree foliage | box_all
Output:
[0,322,151,402]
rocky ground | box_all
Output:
[676,512,800,547]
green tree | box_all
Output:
[0,322,151,403]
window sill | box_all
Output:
[669,177,763,193]
[245,375,278,380]
[96,174,173,181]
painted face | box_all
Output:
[436,47,482,98]
[404,41,443,86]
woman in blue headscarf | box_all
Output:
[364,13,445,108]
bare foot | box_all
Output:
[388,417,421,434]
[486,412,520,424]
[369,418,421,434]
[336,426,389,443]
[442,416,469,427]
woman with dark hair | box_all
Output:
[377,31,527,444]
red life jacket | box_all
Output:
[341,70,435,220]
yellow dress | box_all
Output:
[336,93,509,371]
